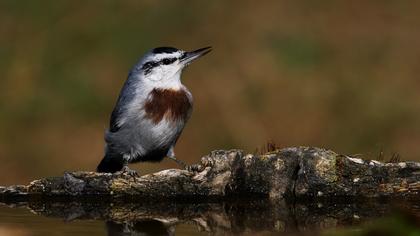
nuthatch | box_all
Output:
[97,46,212,174]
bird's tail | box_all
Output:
[96,152,124,173]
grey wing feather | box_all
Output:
[109,73,138,133]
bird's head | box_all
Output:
[134,46,212,89]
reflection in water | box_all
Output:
[0,198,419,235]
[106,220,175,236]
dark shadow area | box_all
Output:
[105,220,175,236]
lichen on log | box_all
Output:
[0,147,419,201]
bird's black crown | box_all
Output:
[152,47,179,54]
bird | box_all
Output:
[96,46,212,174]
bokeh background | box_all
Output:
[1,0,420,185]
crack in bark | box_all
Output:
[291,162,301,202]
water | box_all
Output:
[0,198,418,235]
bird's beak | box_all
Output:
[180,46,212,66]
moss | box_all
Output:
[315,154,338,183]
[110,178,130,193]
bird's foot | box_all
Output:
[115,165,139,178]
[186,164,202,172]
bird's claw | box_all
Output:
[186,164,202,172]
[116,166,139,178]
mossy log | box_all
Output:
[1,147,419,201]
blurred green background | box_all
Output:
[1,0,420,185]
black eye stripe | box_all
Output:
[161,57,177,65]
[142,61,157,68]
[141,61,158,75]
[141,57,177,75]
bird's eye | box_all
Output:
[162,58,175,65]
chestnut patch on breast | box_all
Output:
[144,88,192,124]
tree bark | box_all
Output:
[1,147,419,201]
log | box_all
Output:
[0,147,419,201]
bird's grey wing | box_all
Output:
[109,107,123,132]
[109,75,138,132]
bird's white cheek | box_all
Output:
[148,69,163,81]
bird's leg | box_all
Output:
[116,154,139,178]
[167,156,187,169]
[166,147,187,169]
